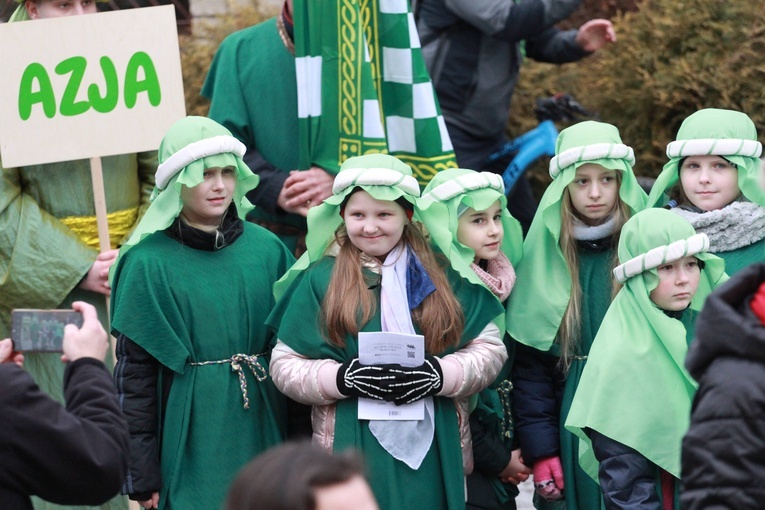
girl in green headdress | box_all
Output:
[267,154,506,510]
[565,208,726,510]
[419,168,530,509]
[110,116,294,510]
[647,108,765,275]
[505,121,647,510]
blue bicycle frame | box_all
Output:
[487,120,559,196]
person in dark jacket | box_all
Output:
[0,301,129,510]
[415,0,616,232]
[681,262,765,509]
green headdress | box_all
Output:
[417,168,523,288]
[565,208,727,479]
[110,116,258,278]
[273,154,421,300]
[647,108,765,208]
[505,121,647,350]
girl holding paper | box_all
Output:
[267,154,506,510]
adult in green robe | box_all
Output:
[110,117,293,509]
[565,209,726,509]
[647,108,765,275]
[505,122,647,510]
[202,5,314,254]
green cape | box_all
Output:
[110,116,258,280]
[647,108,765,208]
[565,208,727,479]
[505,121,647,350]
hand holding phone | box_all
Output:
[61,301,109,363]
[11,308,84,353]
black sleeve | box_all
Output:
[525,27,590,64]
[589,429,662,510]
[469,410,513,476]
[243,148,289,215]
[113,332,162,501]
[0,360,129,506]
[511,341,563,465]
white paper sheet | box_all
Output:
[357,331,425,420]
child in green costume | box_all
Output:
[505,121,647,510]
[267,154,506,510]
[110,117,294,510]
[647,108,765,275]
[565,208,726,509]
[419,168,530,509]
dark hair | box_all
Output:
[225,442,366,510]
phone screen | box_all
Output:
[10,309,84,352]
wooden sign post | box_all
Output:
[0,6,186,371]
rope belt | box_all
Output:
[496,379,514,442]
[59,206,140,249]
[190,353,268,409]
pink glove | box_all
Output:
[533,455,564,500]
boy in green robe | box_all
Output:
[110,117,293,510]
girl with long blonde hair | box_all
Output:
[267,154,506,510]
[505,122,647,510]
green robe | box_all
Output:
[267,256,503,510]
[203,18,307,251]
[715,238,764,276]
[110,223,293,510]
[1,153,155,510]
[536,246,612,510]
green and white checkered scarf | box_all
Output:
[293,0,456,186]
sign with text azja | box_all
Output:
[0,5,186,168]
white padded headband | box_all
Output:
[332,167,420,197]
[549,143,635,179]
[613,233,709,284]
[419,172,504,207]
[156,135,246,190]
[666,138,762,159]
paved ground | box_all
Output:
[517,479,535,510]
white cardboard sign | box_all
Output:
[0,5,186,168]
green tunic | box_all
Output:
[111,223,292,510]
[1,153,155,510]
[203,18,307,251]
[536,246,612,510]
[267,256,503,510]
[715,238,764,276]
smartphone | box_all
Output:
[10,309,83,353]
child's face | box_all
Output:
[179,166,236,230]
[456,200,504,263]
[679,155,740,211]
[566,164,619,226]
[26,0,97,19]
[343,190,407,261]
[648,255,701,311]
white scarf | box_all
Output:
[369,243,436,470]
[572,214,617,241]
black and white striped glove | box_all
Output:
[336,358,400,401]
[388,355,444,406]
